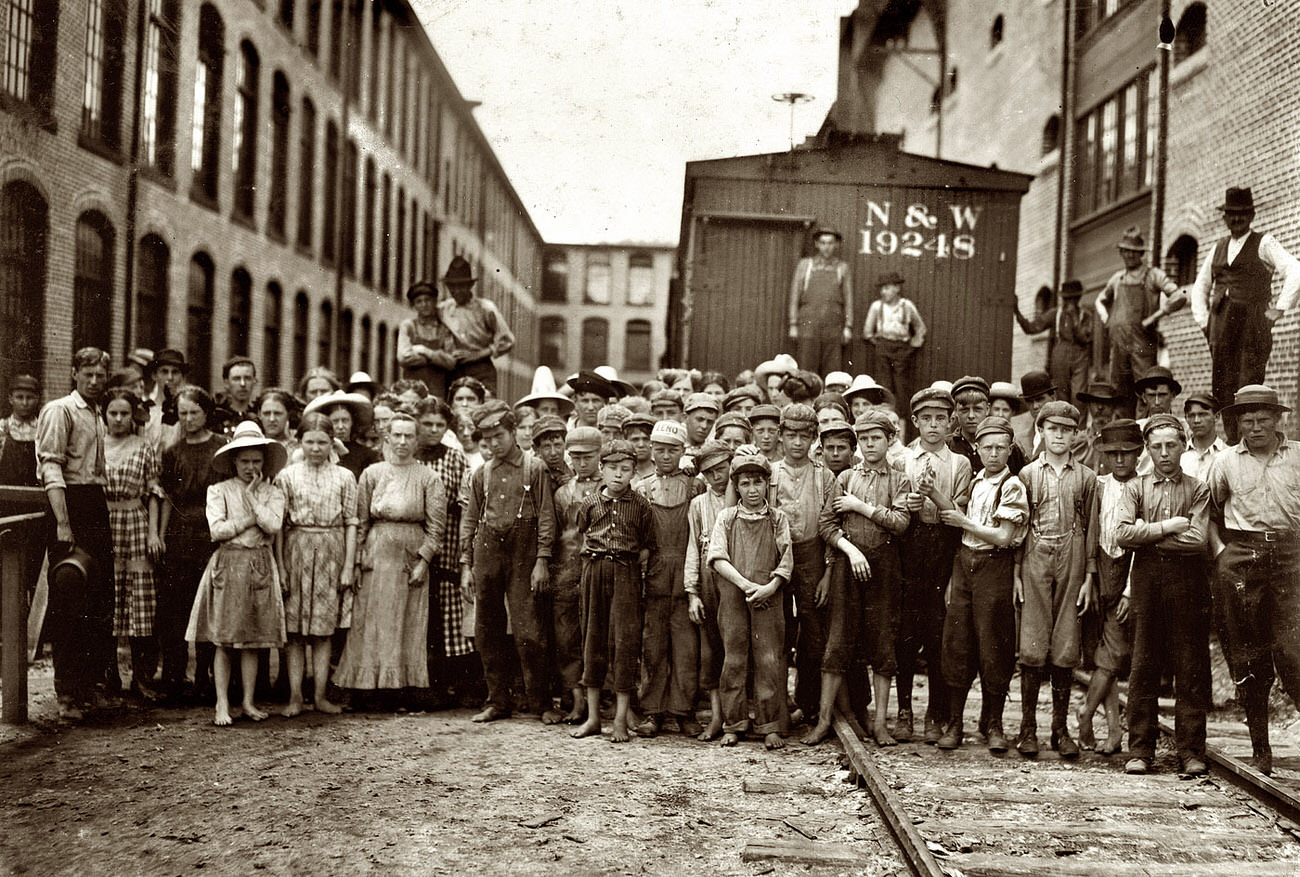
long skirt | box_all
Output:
[333,521,429,690]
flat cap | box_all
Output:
[974,415,1015,441]
[910,387,954,414]
[1182,392,1219,413]
[650,419,688,446]
[712,411,752,436]
[650,388,684,408]
[8,374,39,393]
[596,403,631,428]
[565,426,603,452]
[622,412,657,434]
[600,439,637,463]
[780,402,818,429]
[471,399,514,431]
[1035,400,1082,428]
[684,392,721,414]
[951,375,991,400]
[853,409,896,437]
[530,415,568,443]
[695,440,732,473]
[1142,413,1186,439]
[748,404,782,424]
[819,418,855,439]
[1098,419,1143,452]
[722,384,763,411]
[730,452,772,480]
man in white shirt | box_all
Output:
[1189,187,1300,441]
[1179,392,1227,481]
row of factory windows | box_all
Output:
[538,317,654,375]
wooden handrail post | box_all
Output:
[1,515,43,725]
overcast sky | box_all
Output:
[413,0,858,245]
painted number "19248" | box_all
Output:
[858,230,976,259]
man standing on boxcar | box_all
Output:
[36,348,116,721]
[788,227,853,375]
[1189,187,1300,443]
[1206,384,1300,776]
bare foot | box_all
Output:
[764,732,787,750]
[874,719,897,747]
[719,732,740,747]
[610,717,631,743]
[541,709,565,725]
[562,707,586,725]
[697,718,723,742]
[570,717,602,739]
[281,697,304,718]
[243,703,268,722]
[1098,730,1123,756]
[800,721,833,746]
[472,706,507,723]
[316,696,343,715]
[213,707,233,727]
[1077,708,1096,750]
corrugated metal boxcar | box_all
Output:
[669,136,1032,385]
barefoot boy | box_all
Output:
[685,441,734,741]
[709,452,793,749]
[1014,400,1097,757]
[1077,418,1141,755]
[804,410,910,746]
[570,440,656,743]
[936,416,1029,752]
[633,419,704,736]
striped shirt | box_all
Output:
[573,487,657,555]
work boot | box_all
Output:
[985,694,1009,753]
[923,712,943,745]
[894,708,914,743]
[937,721,963,750]
[986,720,1009,753]
[1248,706,1273,775]
[1050,667,1079,759]
[976,689,993,740]
[1017,665,1041,758]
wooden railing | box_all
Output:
[0,486,47,724]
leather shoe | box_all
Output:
[894,709,914,743]
[1125,757,1150,775]
[923,715,942,745]
[1016,729,1039,757]
[1182,757,1208,777]
[1251,749,1274,776]
[986,722,1008,753]
[1052,730,1080,759]
[936,723,962,750]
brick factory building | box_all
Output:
[0,0,542,400]
[828,0,1300,416]
[537,243,675,387]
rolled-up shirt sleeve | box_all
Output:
[35,404,71,490]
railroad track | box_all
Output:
[834,681,1300,876]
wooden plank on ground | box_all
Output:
[923,786,1234,809]
[924,817,1288,846]
[952,854,1300,877]
[740,838,862,866]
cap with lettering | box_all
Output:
[565,426,603,453]
[650,419,688,447]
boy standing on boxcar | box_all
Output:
[1015,401,1098,758]
[804,410,910,746]
[633,419,704,736]
[897,387,971,743]
[769,403,838,725]
[935,416,1029,752]
[1116,415,1211,776]
[709,451,793,749]
[685,441,734,741]
[570,440,656,743]
[1077,418,1142,755]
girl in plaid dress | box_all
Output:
[103,390,165,701]
[416,397,474,707]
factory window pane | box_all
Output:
[585,255,611,304]
[542,250,568,303]
[625,320,651,372]
[278,0,293,29]
[989,14,1003,49]
[268,72,290,239]
[231,41,259,221]
[322,119,338,264]
[339,308,353,374]
[0,180,45,391]
[341,139,358,276]
[81,0,127,151]
[627,252,654,306]
[540,316,566,370]
[580,318,607,370]
[362,157,376,284]
[1,0,57,115]
[292,291,309,379]
[380,173,391,293]
[376,320,389,384]
[141,0,179,176]
[1041,115,1060,156]
[135,234,169,351]
[74,211,115,354]
[190,4,224,205]
[264,281,282,386]
[187,252,215,384]
[305,0,320,57]
[228,267,251,358]
[1174,4,1206,64]
[297,98,316,249]
[1165,235,1198,287]
[318,299,333,370]
[359,314,371,374]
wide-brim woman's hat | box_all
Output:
[440,255,477,285]
[567,370,618,400]
[516,366,574,416]
[988,380,1026,413]
[842,374,888,406]
[1077,381,1127,404]
[1220,384,1292,418]
[594,365,636,399]
[303,390,374,429]
[754,354,799,385]
[212,421,288,479]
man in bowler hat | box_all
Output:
[1189,187,1300,441]
[788,227,854,375]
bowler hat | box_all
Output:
[1019,370,1056,401]
[1219,187,1255,213]
[1098,418,1143,453]
[440,256,476,285]
[1117,226,1146,252]
[877,271,905,288]
[1059,279,1084,299]
[1133,366,1183,397]
[1220,384,1292,418]
[1077,381,1126,404]
[813,227,842,241]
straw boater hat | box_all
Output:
[1219,384,1291,419]
[595,365,636,399]
[303,390,374,429]
[212,421,288,479]
[517,366,574,417]
[988,381,1026,414]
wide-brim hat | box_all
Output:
[440,255,477,286]
[1077,381,1127,404]
[595,365,637,399]
[1220,384,1292,418]
[1019,370,1056,401]
[842,374,888,406]
[1059,279,1084,299]
[212,421,288,479]
[1117,226,1146,252]
[127,348,155,370]
[1133,366,1182,397]
[1219,187,1255,213]
[988,381,1025,413]
[303,390,374,429]
[50,544,97,586]
[877,271,905,288]
[346,371,381,397]
[567,370,618,400]
[517,366,575,416]
[150,348,188,372]
[823,371,852,392]
[812,226,842,241]
[754,354,799,385]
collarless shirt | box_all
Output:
[769,458,836,542]
[573,487,656,555]
[36,390,107,489]
[819,463,910,551]
[963,467,1029,551]
[458,446,554,562]
[1206,437,1300,531]
[1114,471,1210,553]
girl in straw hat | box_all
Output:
[185,421,288,726]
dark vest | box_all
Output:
[1211,232,1273,307]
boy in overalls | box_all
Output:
[685,441,734,740]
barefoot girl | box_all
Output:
[185,422,287,725]
[275,413,358,717]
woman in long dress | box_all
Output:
[334,413,446,702]
[103,389,165,701]
[275,413,358,716]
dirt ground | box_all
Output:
[1,664,904,877]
